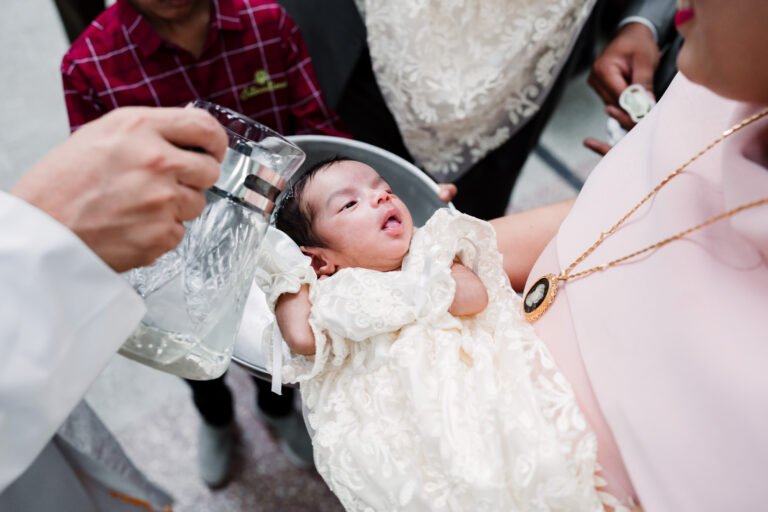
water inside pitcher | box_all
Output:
[119,102,305,380]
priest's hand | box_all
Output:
[12,107,227,272]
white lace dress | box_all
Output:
[261,209,607,511]
[355,0,596,178]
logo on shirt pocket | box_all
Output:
[241,70,287,100]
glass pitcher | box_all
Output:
[119,101,305,380]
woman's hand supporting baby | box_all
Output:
[448,262,488,317]
[276,284,316,356]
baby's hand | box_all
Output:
[275,284,316,355]
[448,262,488,316]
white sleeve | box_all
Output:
[251,226,317,392]
[619,0,678,45]
[253,226,316,313]
[617,16,659,43]
[0,192,145,492]
[311,268,425,341]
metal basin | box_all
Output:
[232,136,451,381]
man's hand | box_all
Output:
[585,22,660,155]
[12,107,227,272]
[275,284,315,355]
[588,22,659,127]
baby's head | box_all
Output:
[276,157,414,276]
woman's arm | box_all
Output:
[449,262,489,316]
[489,199,575,292]
[275,284,316,355]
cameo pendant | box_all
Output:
[523,274,559,322]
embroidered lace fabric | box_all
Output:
[355,0,596,179]
[262,209,623,510]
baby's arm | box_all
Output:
[275,284,316,356]
[448,262,488,316]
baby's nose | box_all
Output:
[373,189,391,205]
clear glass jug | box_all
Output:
[119,101,305,380]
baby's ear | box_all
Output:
[301,246,336,277]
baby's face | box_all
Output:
[303,161,414,272]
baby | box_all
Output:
[258,158,613,511]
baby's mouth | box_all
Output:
[381,210,402,232]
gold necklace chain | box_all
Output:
[563,196,768,282]
[523,108,768,322]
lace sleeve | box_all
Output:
[296,264,457,388]
[253,226,319,391]
[406,208,510,305]
[253,226,317,311]
[310,268,425,341]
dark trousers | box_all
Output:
[444,9,600,219]
[185,374,295,427]
[335,49,414,164]
[451,34,589,220]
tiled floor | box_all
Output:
[1,0,609,509]
[109,364,344,511]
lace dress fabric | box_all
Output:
[354,0,595,179]
[262,209,618,510]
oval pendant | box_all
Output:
[523,274,559,323]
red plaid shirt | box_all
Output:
[61,0,347,138]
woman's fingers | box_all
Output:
[438,183,458,202]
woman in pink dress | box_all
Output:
[492,0,768,509]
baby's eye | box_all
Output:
[341,200,357,211]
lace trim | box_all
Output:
[261,210,630,509]
[357,0,596,178]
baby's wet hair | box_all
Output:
[275,155,352,248]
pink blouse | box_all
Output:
[527,75,768,510]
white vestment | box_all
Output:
[0,191,171,510]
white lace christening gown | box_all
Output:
[264,209,606,511]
